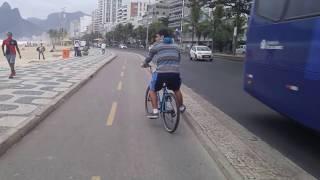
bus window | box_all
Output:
[256,0,287,21]
[285,0,320,19]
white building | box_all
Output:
[116,0,151,27]
[80,16,92,34]
[117,5,129,24]
[92,9,103,33]
[69,20,80,38]
[168,0,190,30]
[101,0,122,24]
[94,0,122,32]
[144,0,169,24]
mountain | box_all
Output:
[0,2,42,38]
[28,11,87,31]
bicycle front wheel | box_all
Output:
[162,92,180,133]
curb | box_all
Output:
[213,54,244,62]
[0,53,117,156]
[183,109,242,180]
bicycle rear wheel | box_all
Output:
[145,86,153,115]
[162,92,180,133]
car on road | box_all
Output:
[236,45,246,54]
[190,46,213,61]
[119,44,127,49]
[139,45,145,49]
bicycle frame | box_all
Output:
[148,65,171,114]
[157,86,170,114]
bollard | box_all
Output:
[62,49,70,59]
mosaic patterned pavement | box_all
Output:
[0,52,114,136]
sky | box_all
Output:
[0,0,98,19]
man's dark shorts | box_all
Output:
[150,73,181,91]
[5,54,16,64]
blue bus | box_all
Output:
[244,0,320,131]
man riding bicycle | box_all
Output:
[142,29,186,119]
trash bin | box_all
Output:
[62,49,70,59]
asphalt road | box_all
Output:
[123,48,320,179]
[0,52,226,180]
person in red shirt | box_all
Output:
[2,32,22,79]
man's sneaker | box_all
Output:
[8,75,13,79]
[179,105,186,113]
[147,112,159,119]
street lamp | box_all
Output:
[180,0,185,48]
[145,0,151,49]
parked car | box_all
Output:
[236,45,246,54]
[119,44,128,49]
[189,46,213,61]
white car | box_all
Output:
[119,44,127,49]
[190,46,213,61]
[148,45,154,51]
[236,45,246,54]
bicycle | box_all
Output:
[144,66,180,133]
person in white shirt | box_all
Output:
[74,41,81,57]
[101,43,106,54]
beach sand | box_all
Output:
[0,46,74,69]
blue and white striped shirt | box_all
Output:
[144,38,181,73]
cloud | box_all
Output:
[0,0,95,18]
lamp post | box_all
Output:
[232,0,241,55]
[145,0,151,49]
[60,7,66,46]
[180,0,185,48]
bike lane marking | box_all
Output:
[117,81,123,91]
[106,102,118,126]
[91,176,101,180]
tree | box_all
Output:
[206,0,252,15]
[159,17,169,27]
[132,26,147,45]
[196,20,211,44]
[207,0,252,53]
[83,32,103,43]
[47,28,68,47]
[124,23,134,43]
[47,29,58,49]
[187,0,205,45]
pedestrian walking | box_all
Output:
[1,32,21,79]
[74,41,80,57]
[37,43,46,60]
[101,43,106,54]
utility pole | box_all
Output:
[145,0,151,49]
[232,0,240,55]
[60,7,66,46]
[180,0,185,49]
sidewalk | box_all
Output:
[182,85,315,180]
[0,51,116,155]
